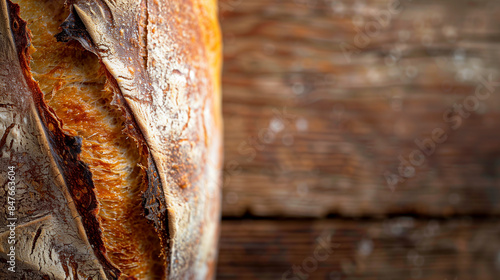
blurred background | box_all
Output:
[215,0,500,279]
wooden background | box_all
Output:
[216,0,500,279]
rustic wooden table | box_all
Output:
[217,0,500,279]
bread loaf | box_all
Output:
[0,0,222,279]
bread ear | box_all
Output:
[0,0,222,279]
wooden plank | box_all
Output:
[220,0,500,217]
[217,218,500,280]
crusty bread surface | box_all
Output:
[14,0,164,278]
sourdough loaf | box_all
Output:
[0,0,222,279]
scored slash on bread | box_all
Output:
[0,0,222,279]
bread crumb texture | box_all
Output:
[13,0,164,279]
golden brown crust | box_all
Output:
[15,1,165,276]
[67,0,222,278]
[0,1,111,279]
[1,0,222,279]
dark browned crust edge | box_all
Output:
[55,6,96,54]
[103,67,170,263]
[6,1,120,279]
[144,154,169,260]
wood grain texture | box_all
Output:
[217,218,500,280]
[220,0,500,217]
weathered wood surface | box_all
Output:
[220,0,500,217]
[217,218,500,280]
